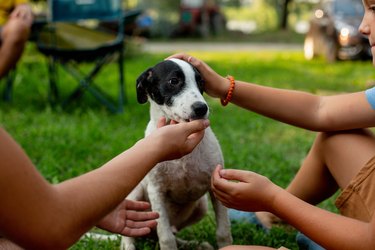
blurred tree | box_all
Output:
[280,0,292,29]
[265,0,292,30]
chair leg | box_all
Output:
[118,47,125,112]
[61,64,116,112]
[48,57,60,104]
[2,70,15,102]
[61,57,123,113]
[84,83,119,113]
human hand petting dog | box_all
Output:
[144,117,210,162]
[97,199,159,237]
[211,165,282,213]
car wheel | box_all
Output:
[304,35,316,60]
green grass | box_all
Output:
[1,43,374,249]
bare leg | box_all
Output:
[288,129,375,202]
[0,238,23,250]
[257,129,375,227]
[0,18,31,79]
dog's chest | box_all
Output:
[145,125,223,203]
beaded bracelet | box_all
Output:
[220,75,235,106]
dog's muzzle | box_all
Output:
[190,101,209,120]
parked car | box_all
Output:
[304,0,371,62]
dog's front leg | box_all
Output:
[120,185,144,250]
[209,191,233,248]
[147,184,178,250]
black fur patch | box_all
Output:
[136,60,203,105]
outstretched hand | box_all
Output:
[97,199,159,237]
[211,165,280,213]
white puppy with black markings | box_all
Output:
[120,58,232,250]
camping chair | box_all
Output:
[36,0,139,113]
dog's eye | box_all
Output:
[169,78,179,85]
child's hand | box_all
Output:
[145,117,210,162]
[211,165,281,212]
[97,199,159,237]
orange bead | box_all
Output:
[221,75,235,106]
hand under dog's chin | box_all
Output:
[171,118,191,123]
[168,117,206,123]
[164,111,208,123]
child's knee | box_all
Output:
[2,19,31,43]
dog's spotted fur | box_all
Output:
[121,59,232,250]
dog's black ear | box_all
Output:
[192,67,204,94]
[136,68,153,104]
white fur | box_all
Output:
[121,59,232,250]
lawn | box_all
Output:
[1,43,374,249]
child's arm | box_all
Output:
[0,119,209,249]
[211,166,375,250]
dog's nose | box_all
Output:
[191,102,208,119]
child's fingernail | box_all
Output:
[203,119,210,127]
[219,169,226,177]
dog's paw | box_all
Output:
[120,239,136,250]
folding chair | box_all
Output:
[36,0,139,113]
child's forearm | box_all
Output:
[50,138,160,245]
[0,238,22,250]
[271,187,374,250]
[1,135,159,249]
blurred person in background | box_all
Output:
[0,0,33,79]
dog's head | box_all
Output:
[136,58,209,122]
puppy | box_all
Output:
[121,58,232,250]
